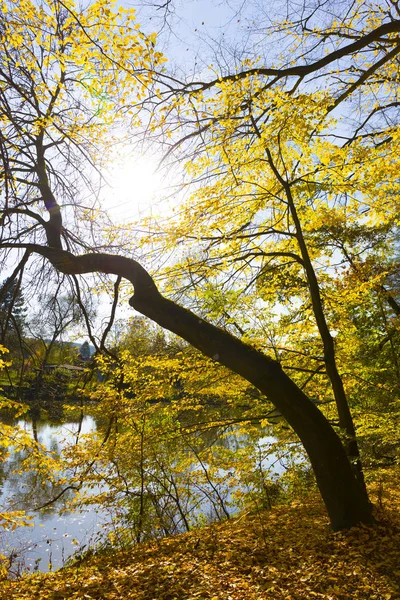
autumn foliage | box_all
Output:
[1,0,400,571]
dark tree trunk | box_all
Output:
[265,147,366,491]
[24,246,374,531]
[132,291,373,531]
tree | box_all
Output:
[139,0,399,510]
[0,277,27,378]
[23,291,84,398]
[4,0,398,530]
[141,0,400,489]
[79,341,91,362]
[61,346,291,543]
[0,0,164,369]
[0,278,26,336]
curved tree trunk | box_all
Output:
[22,245,374,531]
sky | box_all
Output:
[100,0,271,224]
[100,0,362,227]
[92,0,253,337]
[100,154,164,224]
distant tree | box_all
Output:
[0,278,27,338]
[118,317,169,358]
[79,341,91,362]
[27,294,82,362]
[0,278,27,375]
[20,292,84,400]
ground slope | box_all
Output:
[1,470,399,600]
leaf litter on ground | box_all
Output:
[1,467,399,599]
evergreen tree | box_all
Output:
[0,278,27,339]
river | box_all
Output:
[0,403,296,576]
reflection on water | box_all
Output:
[0,412,109,575]
[4,415,97,511]
[0,404,294,576]
[0,506,108,575]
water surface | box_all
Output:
[0,404,292,575]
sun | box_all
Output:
[102,153,163,223]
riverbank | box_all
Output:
[1,467,399,599]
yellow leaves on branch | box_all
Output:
[0,0,165,143]
[95,348,251,410]
[0,345,10,371]
[0,511,33,531]
[159,72,399,291]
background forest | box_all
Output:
[0,0,399,594]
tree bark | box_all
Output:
[23,245,374,531]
